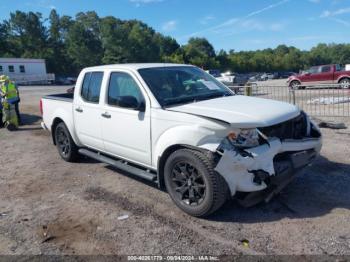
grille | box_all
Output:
[259,112,308,140]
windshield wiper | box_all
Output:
[163,92,232,107]
[196,92,232,101]
[162,97,198,107]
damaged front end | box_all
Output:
[214,111,322,207]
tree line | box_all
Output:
[1,10,350,76]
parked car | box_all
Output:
[287,64,350,89]
[55,76,77,85]
[215,71,235,87]
[267,73,276,80]
[260,73,270,81]
[276,71,295,79]
[41,63,322,217]
[233,73,251,86]
[205,69,221,78]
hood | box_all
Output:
[167,95,300,128]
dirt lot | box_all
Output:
[0,84,350,255]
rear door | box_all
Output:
[101,70,152,166]
[73,71,105,150]
[317,65,333,84]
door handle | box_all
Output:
[75,107,83,113]
[101,112,111,119]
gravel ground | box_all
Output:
[0,85,349,255]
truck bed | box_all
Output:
[41,93,74,132]
[43,93,74,102]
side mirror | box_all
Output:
[137,101,146,112]
[118,96,145,111]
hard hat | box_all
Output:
[0,75,9,82]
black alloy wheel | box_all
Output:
[171,161,206,206]
[164,149,229,217]
[55,122,79,162]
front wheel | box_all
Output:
[290,80,301,90]
[54,122,79,162]
[164,149,229,217]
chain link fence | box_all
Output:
[229,83,350,117]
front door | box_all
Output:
[301,65,333,85]
[73,71,104,151]
[101,71,152,166]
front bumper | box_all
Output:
[214,137,322,199]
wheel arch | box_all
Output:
[51,117,80,146]
[337,76,350,83]
[157,144,214,189]
[51,117,64,145]
[289,79,301,86]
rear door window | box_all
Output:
[81,72,104,103]
[321,66,331,73]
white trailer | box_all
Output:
[0,58,55,84]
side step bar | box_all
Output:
[78,149,157,182]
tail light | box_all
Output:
[40,99,43,115]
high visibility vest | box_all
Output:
[1,82,18,104]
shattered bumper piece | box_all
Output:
[214,138,321,197]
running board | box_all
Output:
[78,148,157,182]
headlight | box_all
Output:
[225,128,259,149]
[233,128,259,148]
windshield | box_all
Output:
[138,66,233,107]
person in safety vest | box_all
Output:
[0,75,20,131]
[0,95,3,128]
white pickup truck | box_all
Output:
[41,63,322,217]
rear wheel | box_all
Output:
[55,122,79,162]
[339,78,350,89]
[164,149,229,217]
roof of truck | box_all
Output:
[84,63,194,71]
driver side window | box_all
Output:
[108,72,144,108]
[309,67,319,74]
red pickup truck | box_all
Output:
[287,64,350,89]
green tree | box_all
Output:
[3,9,350,77]
[100,16,130,64]
[0,22,9,56]
[126,21,160,62]
[183,37,218,69]
[6,11,48,58]
[65,12,103,73]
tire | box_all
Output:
[164,149,229,217]
[54,122,79,162]
[290,80,301,90]
[339,78,350,89]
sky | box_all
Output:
[1,0,350,51]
